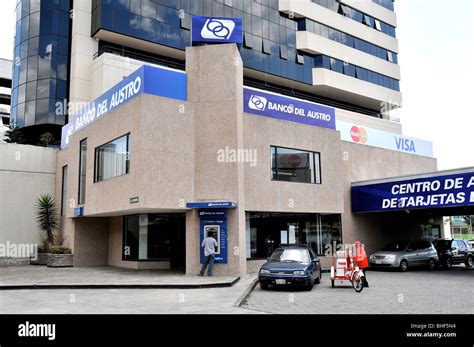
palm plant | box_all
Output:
[35,194,58,248]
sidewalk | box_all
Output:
[0,266,260,314]
[0,266,239,289]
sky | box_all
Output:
[0,0,473,170]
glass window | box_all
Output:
[271,146,321,184]
[262,39,271,54]
[387,50,394,63]
[343,62,356,77]
[363,14,372,27]
[374,19,382,31]
[279,45,288,60]
[123,213,185,260]
[61,165,68,216]
[78,138,87,205]
[296,53,305,65]
[24,100,36,126]
[244,32,253,49]
[330,58,343,73]
[246,212,342,258]
[94,134,130,182]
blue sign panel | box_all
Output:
[199,209,228,264]
[192,16,243,44]
[186,201,237,209]
[60,65,186,149]
[73,207,83,217]
[244,88,336,130]
[352,172,474,213]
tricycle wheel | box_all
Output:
[352,271,364,293]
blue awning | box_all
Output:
[186,201,238,209]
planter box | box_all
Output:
[47,254,73,267]
[30,253,49,265]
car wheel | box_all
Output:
[427,258,436,270]
[260,282,269,290]
[399,260,408,272]
[445,257,453,269]
[314,272,321,284]
[465,256,473,268]
[306,279,314,291]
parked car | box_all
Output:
[369,240,439,272]
[433,239,473,268]
[258,245,321,290]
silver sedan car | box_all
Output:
[369,240,439,272]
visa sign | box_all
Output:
[244,88,336,130]
[336,120,433,157]
[395,136,416,153]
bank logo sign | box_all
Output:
[248,95,268,111]
[352,171,474,213]
[244,88,336,130]
[192,16,242,44]
[60,65,187,149]
[336,120,434,158]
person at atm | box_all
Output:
[354,241,369,288]
[199,231,219,276]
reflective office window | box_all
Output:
[78,139,87,205]
[246,212,342,258]
[271,146,321,184]
[61,165,68,216]
[94,134,130,182]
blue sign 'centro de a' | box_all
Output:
[244,88,336,130]
[352,172,474,213]
[192,16,243,44]
[60,65,187,149]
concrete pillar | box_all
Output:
[185,44,246,277]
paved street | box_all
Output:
[1,266,473,314]
[242,266,474,314]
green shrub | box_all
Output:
[37,245,50,253]
[50,246,72,254]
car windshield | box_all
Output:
[269,249,310,264]
[381,241,409,251]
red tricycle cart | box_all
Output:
[330,249,364,293]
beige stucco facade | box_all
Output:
[55,44,438,276]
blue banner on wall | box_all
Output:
[352,171,474,213]
[192,16,243,44]
[187,201,237,209]
[60,65,187,149]
[199,210,228,264]
[244,88,336,130]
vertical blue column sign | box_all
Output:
[199,209,228,264]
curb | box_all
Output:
[233,277,258,307]
[0,277,241,290]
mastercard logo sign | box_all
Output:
[350,126,368,144]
